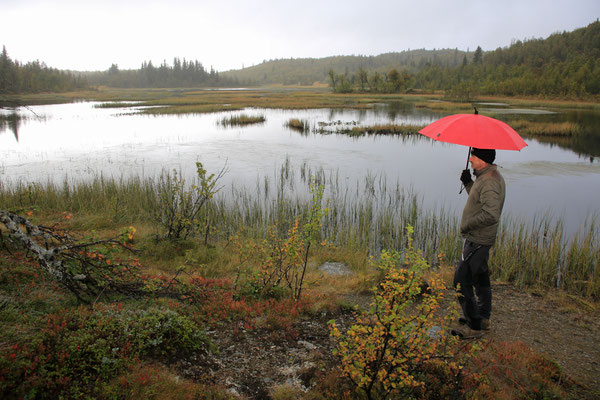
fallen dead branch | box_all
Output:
[0,210,149,303]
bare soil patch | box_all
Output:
[488,283,600,391]
[176,311,354,398]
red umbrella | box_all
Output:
[418,113,527,151]
[418,110,526,192]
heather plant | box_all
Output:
[465,340,576,399]
[104,362,235,400]
[330,226,465,400]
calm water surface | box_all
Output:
[1,101,599,238]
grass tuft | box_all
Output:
[510,120,582,137]
[219,113,266,127]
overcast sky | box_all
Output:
[1,0,599,72]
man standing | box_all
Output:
[453,148,505,339]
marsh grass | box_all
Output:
[218,113,266,127]
[285,118,311,133]
[347,123,425,136]
[509,120,582,137]
[480,96,600,111]
[1,162,598,297]
[4,88,434,115]
[414,100,474,112]
[312,121,425,136]
[145,104,244,115]
[6,88,600,117]
[493,214,599,297]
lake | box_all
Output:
[1,100,599,238]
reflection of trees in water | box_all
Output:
[326,102,440,125]
[502,111,600,159]
[525,134,600,161]
[0,113,21,142]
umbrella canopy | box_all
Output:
[418,113,527,151]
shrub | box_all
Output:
[152,162,225,240]
[0,305,210,399]
[233,180,328,301]
[330,226,465,400]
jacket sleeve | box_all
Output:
[461,181,502,232]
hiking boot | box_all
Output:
[459,317,491,331]
[451,325,484,340]
[481,318,491,331]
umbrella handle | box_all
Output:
[465,147,471,169]
[459,147,472,194]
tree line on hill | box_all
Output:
[415,20,600,99]
[222,49,467,86]
[0,46,87,94]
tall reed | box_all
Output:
[1,163,597,297]
[492,213,599,297]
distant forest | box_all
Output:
[1,20,598,99]
[83,59,235,88]
[0,46,87,94]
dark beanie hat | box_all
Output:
[471,148,496,164]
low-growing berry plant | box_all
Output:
[0,304,210,399]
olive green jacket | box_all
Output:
[460,164,506,246]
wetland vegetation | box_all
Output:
[1,162,598,398]
[219,113,266,127]
[1,19,600,400]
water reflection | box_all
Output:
[0,112,22,142]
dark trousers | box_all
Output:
[453,240,492,330]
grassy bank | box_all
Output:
[1,165,598,298]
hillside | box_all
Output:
[221,49,468,86]
[223,20,600,98]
